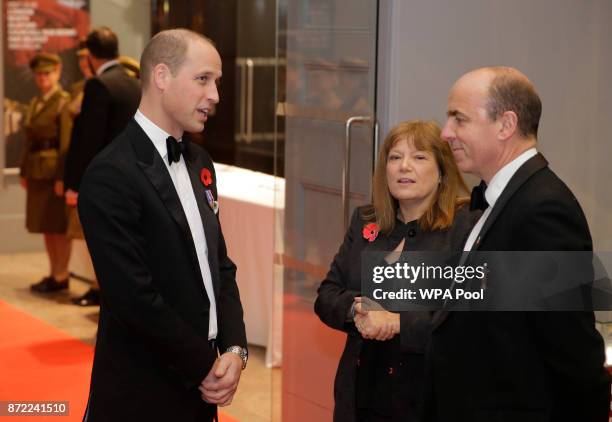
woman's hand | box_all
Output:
[54,180,64,197]
[65,189,78,206]
[353,297,399,341]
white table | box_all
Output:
[214,163,284,367]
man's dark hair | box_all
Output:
[140,29,214,90]
[486,69,542,139]
[86,27,119,59]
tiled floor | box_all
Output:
[0,252,279,422]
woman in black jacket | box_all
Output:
[314,120,480,421]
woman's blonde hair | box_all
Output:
[362,120,469,233]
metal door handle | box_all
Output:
[245,58,254,144]
[373,121,380,172]
[343,116,372,232]
[235,61,247,142]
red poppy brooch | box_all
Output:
[362,223,380,242]
[200,167,218,214]
[200,168,213,186]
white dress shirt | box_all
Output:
[463,148,538,251]
[96,59,120,76]
[134,110,218,340]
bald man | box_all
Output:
[424,67,610,422]
[78,29,247,422]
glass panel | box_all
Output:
[273,1,379,420]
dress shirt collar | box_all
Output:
[485,148,537,208]
[134,109,183,162]
[96,59,121,76]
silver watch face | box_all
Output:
[227,346,248,363]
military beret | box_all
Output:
[29,53,61,72]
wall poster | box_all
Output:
[3,0,89,170]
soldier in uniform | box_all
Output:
[20,53,72,292]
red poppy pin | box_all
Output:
[362,223,380,242]
[200,168,213,187]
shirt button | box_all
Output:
[408,229,416,237]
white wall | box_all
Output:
[90,0,150,61]
[377,0,612,249]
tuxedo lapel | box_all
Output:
[184,144,220,297]
[128,121,203,287]
[431,153,549,332]
[472,153,548,251]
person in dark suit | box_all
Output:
[315,120,480,421]
[77,29,248,421]
[424,66,611,422]
[63,27,141,306]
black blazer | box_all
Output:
[78,120,247,422]
[64,64,141,191]
[315,205,479,422]
[426,154,611,422]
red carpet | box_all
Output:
[0,300,238,421]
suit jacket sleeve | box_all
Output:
[210,164,247,352]
[314,208,362,334]
[64,78,111,192]
[79,160,217,389]
[516,196,609,419]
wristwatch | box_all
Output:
[226,346,248,369]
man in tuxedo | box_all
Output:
[425,67,610,421]
[78,29,248,421]
[64,27,141,306]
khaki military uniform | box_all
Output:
[20,87,70,233]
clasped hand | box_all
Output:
[199,352,243,407]
[353,297,399,341]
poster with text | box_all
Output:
[3,0,89,169]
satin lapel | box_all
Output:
[471,153,548,252]
[184,146,220,298]
[431,154,549,332]
[129,121,199,264]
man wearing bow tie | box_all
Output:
[78,29,247,422]
[424,67,610,422]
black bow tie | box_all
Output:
[470,181,489,211]
[166,136,188,165]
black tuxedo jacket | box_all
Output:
[64,64,141,191]
[78,120,247,421]
[426,154,611,422]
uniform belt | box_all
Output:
[30,140,59,152]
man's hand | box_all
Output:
[65,189,78,206]
[54,180,64,197]
[199,352,243,406]
[354,297,399,341]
